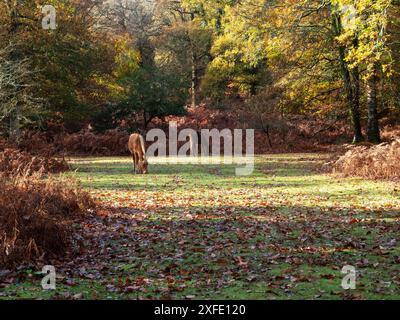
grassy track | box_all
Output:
[2,154,399,300]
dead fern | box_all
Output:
[329,139,400,180]
[0,169,95,267]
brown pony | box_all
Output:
[128,133,148,174]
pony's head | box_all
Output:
[140,159,148,174]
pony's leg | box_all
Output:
[133,153,137,174]
[138,156,144,174]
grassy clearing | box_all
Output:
[2,154,399,300]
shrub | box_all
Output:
[60,129,129,156]
[0,148,69,175]
[0,171,95,267]
[14,129,130,156]
[330,139,400,180]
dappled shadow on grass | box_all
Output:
[81,202,400,300]
[76,175,398,202]
[77,177,335,193]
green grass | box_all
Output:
[2,154,399,300]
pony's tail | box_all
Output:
[139,134,147,161]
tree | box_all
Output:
[117,63,187,129]
[103,0,161,66]
[0,44,41,139]
[157,0,212,107]
[99,36,187,130]
[0,0,113,132]
[201,0,269,103]
[336,0,393,144]
[245,87,287,149]
[331,2,364,143]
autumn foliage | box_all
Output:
[331,139,400,180]
[16,129,130,157]
[0,148,68,175]
[0,171,95,267]
[58,129,130,156]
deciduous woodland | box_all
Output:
[0,0,399,300]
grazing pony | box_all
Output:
[128,133,148,174]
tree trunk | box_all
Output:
[339,47,364,143]
[8,2,21,142]
[143,110,148,131]
[264,125,273,149]
[191,49,197,108]
[332,13,364,143]
[11,103,21,143]
[367,69,381,144]
[190,12,197,108]
[350,66,363,143]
